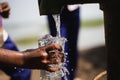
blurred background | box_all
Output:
[0,0,106,80]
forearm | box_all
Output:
[0,48,24,67]
[0,44,64,71]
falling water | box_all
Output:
[52,14,61,37]
[50,14,70,80]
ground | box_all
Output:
[75,45,107,80]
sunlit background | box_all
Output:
[1,0,106,80]
[3,1,105,51]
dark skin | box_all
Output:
[0,44,64,72]
[23,44,64,71]
[0,2,10,18]
[0,2,64,72]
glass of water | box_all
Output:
[38,34,68,80]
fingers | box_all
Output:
[47,67,60,72]
[39,44,64,72]
[41,53,64,72]
[2,6,10,12]
[48,53,64,63]
[41,56,63,64]
[44,44,62,52]
[0,2,10,18]
[40,59,62,72]
[0,4,2,13]
[0,2,10,12]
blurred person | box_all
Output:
[0,1,64,80]
[47,5,80,80]
[0,2,31,80]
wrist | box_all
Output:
[22,50,35,68]
[22,51,29,67]
[15,52,25,67]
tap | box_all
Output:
[38,0,99,15]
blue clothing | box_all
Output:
[0,36,31,80]
[48,6,80,80]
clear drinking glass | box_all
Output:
[38,34,67,80]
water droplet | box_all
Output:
[65,53,68,55]
[19,71,21,73]
[66,60,69,63]
[14,67,17,69]
[21,68,24,71]
[71,69,74,71]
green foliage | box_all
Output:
[81,18,104,27]
[14,18,104,45]
[14,36,38,45]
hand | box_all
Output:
[23,44,64,72]
[0,2,10,18]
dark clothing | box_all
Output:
[0,36,31,80]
